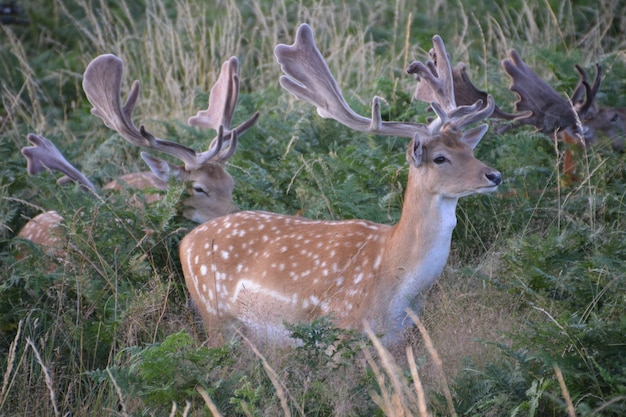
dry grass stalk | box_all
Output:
[363,321,437,416]
[364,322,411,416]
[25,337,59,417]
[591,396,626,415]
[0,319,22,407]
[167,400,192,417]
[406,309,457,417]
[238,332,302,417]
[362,342,408,417]
[107,367,130,417]
[554,365,576,417]
[196,386,224,417]
[406,346,431,417]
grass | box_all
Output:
[1,0,626,415]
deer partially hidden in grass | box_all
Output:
[445,49,624,182]
[495,50,626,183]
[497,50,601,184]
[179,24,501,346]
[18,54,259,258]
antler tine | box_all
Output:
[451,95,496,128]
[501,49,582,138]
[202,125,237,161]
[218,128,238,161]
[571,65,588,105]
[572,63,603,118]
[83,54,214,170]
[202,110,259,164]
[409,36,456,113]
[274,23,429,139]
[22,133,97,194]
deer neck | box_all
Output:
[381,170,459,321]
[387,188,457,277]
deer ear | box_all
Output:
[406,137,424,167]
[141,152,184,182]
[461,123,488,149]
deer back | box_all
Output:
[17,211,65,258]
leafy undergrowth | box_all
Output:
[1,0,626,415]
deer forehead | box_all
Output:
[422,133,475,160]
[187,163,234,191]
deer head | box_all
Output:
[18,55,258,258]
[583,107,626,152]
[82,54,259,223]
[179,24,501,347]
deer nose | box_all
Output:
[486,170,502,186]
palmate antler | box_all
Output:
[274,24,494,145]
[411,47,516,123]
[500,49,585,141]
[274,24,431,139]
[405,35,495,134]
[82,54,260,170]
[21,133,97,193]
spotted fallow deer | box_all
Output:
[18,54,259,256]
[179,24,501,346]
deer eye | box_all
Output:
[433,156,448,164]
[193,186,209,196]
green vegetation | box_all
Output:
[1,0,625,415]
